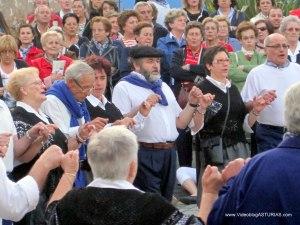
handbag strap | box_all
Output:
[220,87,230,138]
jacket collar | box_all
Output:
[278,133,300,149]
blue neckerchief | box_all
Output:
[47,80,90,187]
[19,43,33,60]
[265,60,290,69]
[92,38,109,55]
[122,72,168,106]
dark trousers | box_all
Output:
[2,220,12,225]
[133,146,177,201]
[176,129,193,167]
[256,123,285,153]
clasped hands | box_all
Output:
[188,86,215,112]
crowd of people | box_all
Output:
[0,0,300,224]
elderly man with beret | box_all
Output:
[112,46,214,200]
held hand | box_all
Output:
[139,94,160,117]
[38,145,64,170]
[90,117,109,132]
[252,95,269,114]
[28,123,57,140]
[61,149,79,174]
[38,124,58,140]
[199,93,215,110]
[221,158,246,183]
[188,86,202,105]
[78,123,96,140]
[202,165,224,194]
[260,90,277,105]
[67,136,81,151]
[113,117,136,128]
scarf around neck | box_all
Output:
[122,72,168,106]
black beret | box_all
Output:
[129,46,164,59]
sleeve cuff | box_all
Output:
[18,176,40,210]
[243,114,254,133]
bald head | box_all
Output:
[264,33,289,66]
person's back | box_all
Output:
[46,186,202,225]
[208,138,300,225]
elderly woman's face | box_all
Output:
[63,16,79,36]
[102,3,116,17]
[217,0,231,9]
[0,50,15,64]
[124,16,139,35]
[43,35,62,57]
[22,75,46,104]
[240,29,256,51]
[259,0,273,15]
[204,21,218,41]
[169,15,187,33]
[19,27,34,45]
[186,27,203,49]
[207,51,230,79]
[218,21,229,38]
[284,21,300,43]
[92,21,109,43]
[91,0,103,9]
[92,69,107,98]
[136,27,153,47]
[256,22,269,42]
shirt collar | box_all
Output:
[206,75,231,93]
[288,41,300,56]
[218,7,234,21]
[16,101,50,124]
[86,94,108,110]
[88,177,142,192]
[169,32,184,44]
[265,59,290,69]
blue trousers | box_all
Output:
[133,146,177,201]
[256,123,285,153]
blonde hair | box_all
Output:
[6,67,39,101]
[40,30,63,48]
[0,35,18,57]
[164,9,187,31]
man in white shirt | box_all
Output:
[112,46,214,200]
[0,141,64,224]
[42,61,107,187]
[241,33,300,153]
[57,0,74,19]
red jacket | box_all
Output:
[30,55,73,81]
[17,46,44,65]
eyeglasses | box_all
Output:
[214,58,230,64]
[257,27,267,31]
[28,80,44,86]
[73,79,93,93]
[286,27,300,32]
[266,44,289,49]
[241,36,256,41]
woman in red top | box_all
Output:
[30,30,73,88]
[17,24,44,65]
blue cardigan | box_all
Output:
[208,134,300,225]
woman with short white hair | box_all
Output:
[45,126,214,224]
[279,15,300,64]
[30,31,73,88]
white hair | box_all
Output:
[64,60,94,81]
[87,126,138,180]
[284,82,300,134]
[279,15,300,34]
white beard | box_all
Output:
[148,74,161,82]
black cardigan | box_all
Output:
[197,79,247,147]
